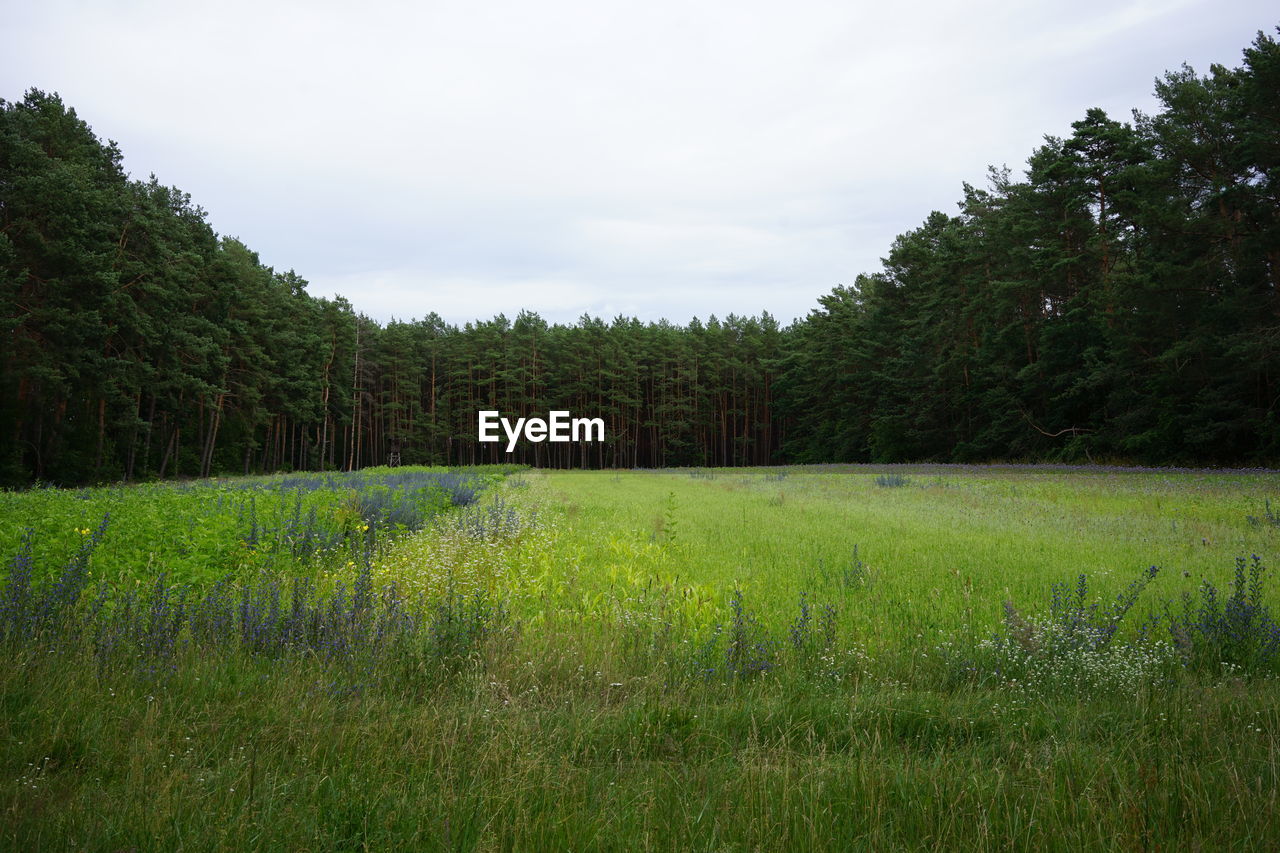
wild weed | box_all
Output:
[452,498,528,540]
[0,470,513,686]
[1153,555,1280,674]
[725,588,777,679]
[1047,565,1160,651]
[426,571,508,672]
[949,557,1280,693]
[1245,498,1280,528]
[683,589,842,683]
[943,565,1174,694]
[0,514,110,644]
[811,546,870,592]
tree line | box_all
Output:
[2,29,1277,485]
[780,30,1278,465]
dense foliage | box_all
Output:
[3,30,1277,484]
[782,31,1280,465]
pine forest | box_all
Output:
[2,31,1278,485]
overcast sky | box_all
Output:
[3,1,1274,327]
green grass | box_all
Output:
[513,466,1279,650]
[4,464,1280,849]
[0,466,499,585]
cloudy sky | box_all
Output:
[3,1,1274,326]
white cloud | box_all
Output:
[3,0,1273,324]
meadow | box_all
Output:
[3,464,1280,850]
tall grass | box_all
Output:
[3,464,1280,849]
[0,466,499,585]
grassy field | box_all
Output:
[4,464,1280,849]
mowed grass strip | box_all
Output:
[524,467,1279,646]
